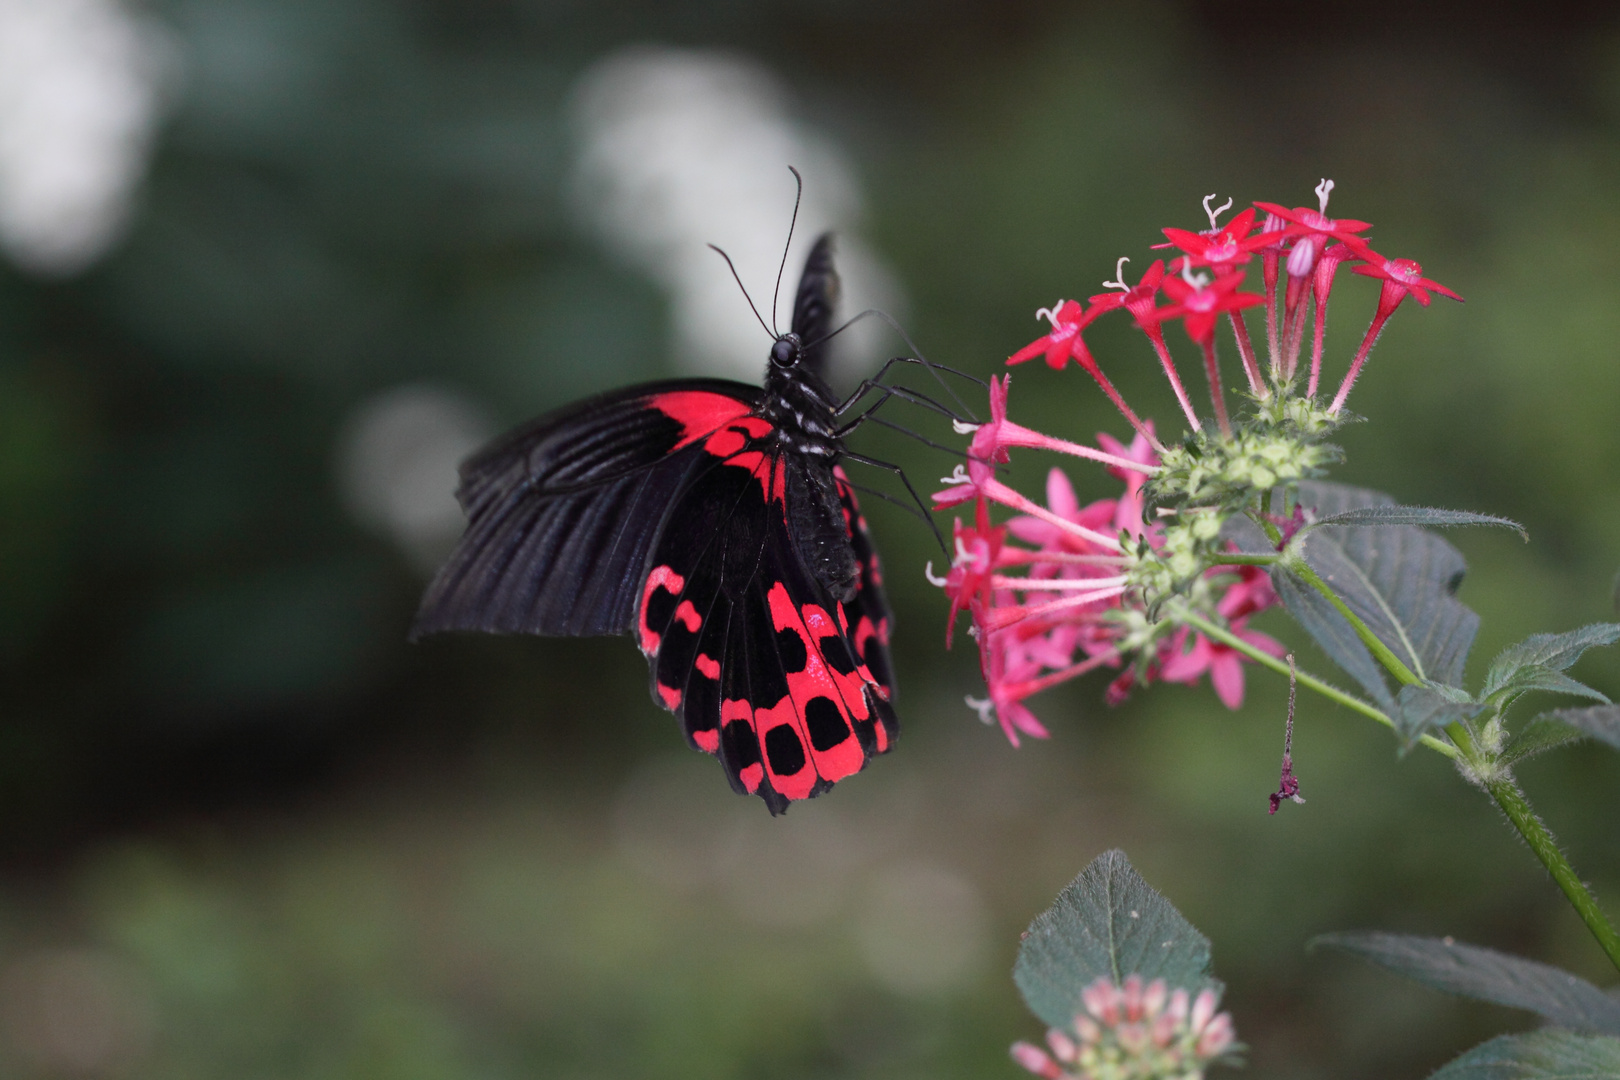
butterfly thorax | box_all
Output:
[757,336,843,460]
[753,336,859,602]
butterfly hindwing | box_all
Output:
[636,446,897,813]
[413,380,760,639]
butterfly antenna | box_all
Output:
[707,243,775,341]
[771,165,804,335]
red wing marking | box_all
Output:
[658,683,682,709]
[701,415,773,459]
[695,653,720,680]
[673,600,701,632]
[721,697,763,793]
[649,391,755,450]
[638,565,685,655]
[763,582,867,785]
[691,728,719,753]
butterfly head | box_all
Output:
[769,333,804,369]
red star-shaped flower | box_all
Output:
[1351,253,1463,310]
[1148,268,1263,347]
[1008,298,1110,370]
[1159,207,1269,271]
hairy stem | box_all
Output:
[1287,559,1422,686]
[1178,612,1458,759]
[1487,775,1620,974]
[1211,552,1282,567]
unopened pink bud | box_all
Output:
[1082,977,1120,1024]
[1190,989,1217,1033]
[1143,978,1168,1018]
[1046,1028,1078,1063]
[1122,974,1145,1020]
[1011,1041,1065,1079]
[1197,1012,1236,1058]
[1074,1016,1102,1045]
[1286,235,1319,278]
[1151,1010,1177,1048]
[1167,988,1190,1023]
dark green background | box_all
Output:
[2,2,1619,1077]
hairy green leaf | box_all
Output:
[1014,850,1219,1033]
[1484,625,1620,700]
[1280,481,1480,690]
[1394,683,1480,753]
[1535,705,1620,751]
[1502,716,1590,765]
[1428,1032,1620,1080]
[1313,932,1620,1035]
[1272,564,1396,710]
[1305,504,1525,540]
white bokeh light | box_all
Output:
[335,384,496,575]
[0,0,177,275]
[569,45,903,383]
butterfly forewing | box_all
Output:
[413,380,759,638]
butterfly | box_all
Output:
[412,233,903,813]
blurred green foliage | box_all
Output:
[2,2,1620,1078]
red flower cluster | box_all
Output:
[1006,182,1461,427]
[938,182,1457,742]
[932,377,1283,745]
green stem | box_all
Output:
[1287,559,1422,686]
[1487,775,1620,974]
[1211,553,1281,567]
[1179,611,1458,759]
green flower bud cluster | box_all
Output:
[1146,425,1337,509]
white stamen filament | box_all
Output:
[1101,257,1131,292]
[964,695,996,725]
[952,418,980,434]
[939,464,971,486]
[1034,298,1066,327]
[1315,178,1335,214]
[1202,193,1233,231]
[1178,259,1209,289]
[924,561,948,587]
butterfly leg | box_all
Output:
[838,451,948,554]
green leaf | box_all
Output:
[1305,504,1526,540]
[1394,683,1481,753]
[1014,851,1219,1033]
[1277,481,1480,691]
[1487,667,1612,709]
[1484,625,1620,700]
[1533,705,1620,752]
[1272,564,1396,710]
[1428,1032,1620,1080]
[1312,932,1620,1035]
[1502,716,1589,765]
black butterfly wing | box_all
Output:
[792,232,840,378]
[638,447,897,813]
[412,379,763,639]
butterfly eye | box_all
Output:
[770,335,800,368]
